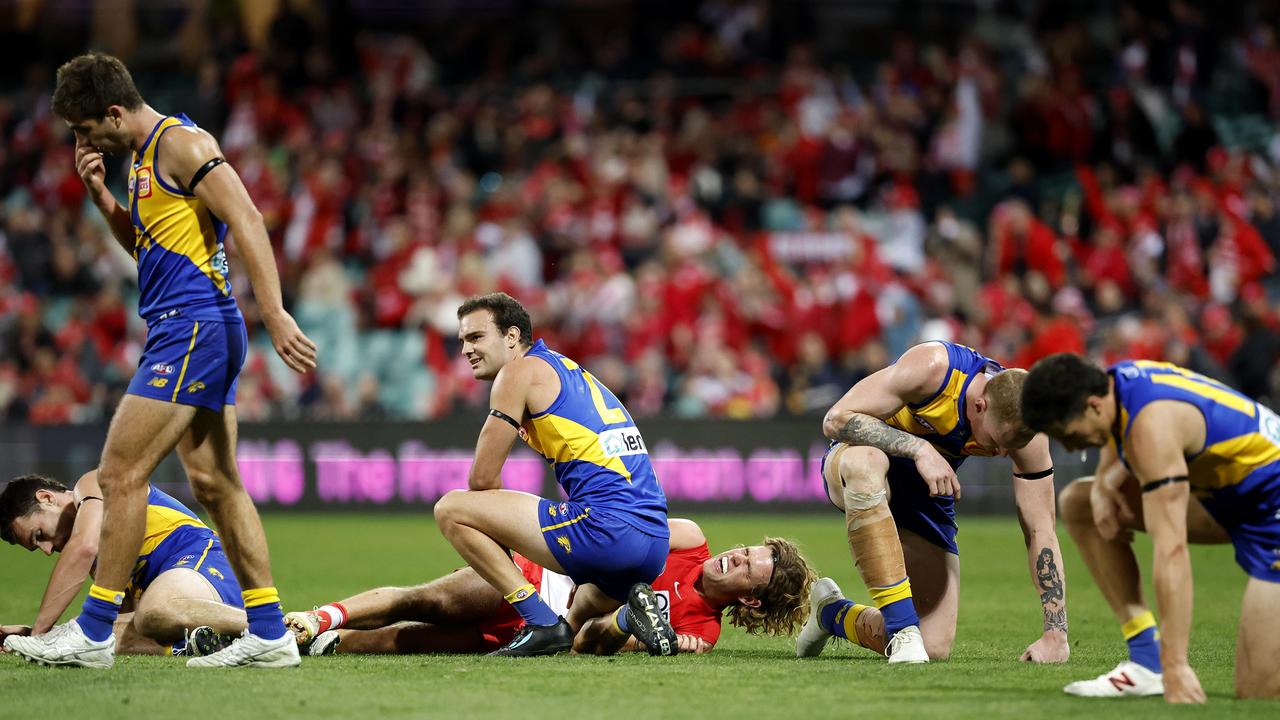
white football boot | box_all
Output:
[796,577,845,657]
[308,630,342,657]
[4,620,115,669]
[284,611,320,647]
[186,630,301,668]
[885,624,929,664]
[1063,661,1164,697]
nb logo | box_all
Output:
[147,377,169,388]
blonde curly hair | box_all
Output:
[724,537,817,636]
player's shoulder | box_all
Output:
[154,121,222,170]
[668,518,707,551]
[889,342,952,396]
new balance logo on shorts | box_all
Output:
[147,377,168,388]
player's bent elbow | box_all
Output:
[821,409,851,441]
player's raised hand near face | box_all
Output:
[1163,662,1207,704]
[262,309,318,374]
[74,139,108,198]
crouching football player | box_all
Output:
[285,520,814,656]
[1,472,247,663]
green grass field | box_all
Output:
[1,513,1275,719]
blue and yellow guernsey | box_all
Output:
[128,114,242,326]
[124,486,219,598]
[520,340,668,537]
[884,341,1005,467]
[1109,360,1280,521]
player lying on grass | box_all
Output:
[798,341,1069,665]
[1024,355,1280,703]
[434,293,674,656]
[0,472,247,660]
[285,519,814,656]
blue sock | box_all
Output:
[820,599,851,638]
[76,585,124,643]
[506,583,559,627]
[1123,611,1161,673]
[243,587,287,640]
[872,578,919,637]
[613,607,631,634]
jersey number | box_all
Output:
[582,371,627,425]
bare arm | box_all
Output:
[1128,401,1206,704]
[668,519,706,552]
[158,128,316,373]
[74,140,135,255]
[821,343,960,497]
[1010,435,1069,663]
[468,360,533,491]
[31,471,104,634]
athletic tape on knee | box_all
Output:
[845,487,888,512]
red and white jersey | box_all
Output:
[648,543,722,646]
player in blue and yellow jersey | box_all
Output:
[8,53,317,669]
[1,472,245,662]
[433,293,676,656]
[796,341,1070,665]
[1024,354,1280,703]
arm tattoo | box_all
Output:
[833,413,925,459]
[1035,547,1068,633]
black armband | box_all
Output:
[80,496,103,503]
[1141,475,1188,493]
[1014,467,1054,480]
[488,408,521,431]
[188,157,226,191]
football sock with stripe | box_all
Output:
[1123,611,1161,673]
[505,583,559,627]
[871,577,919,637]
[76,585,124,642]
[315,603,349,633]
[612,607,632,634]
[243,587,288,640]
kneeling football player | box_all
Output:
[285,519,814,656]
[1,472,247,663]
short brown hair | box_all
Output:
[457,292,533,347]
[984,368,1028,426]
[0,475,68,545]
[51,52,144,122]
[725,537,816,636]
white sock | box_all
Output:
[315,603,348,633]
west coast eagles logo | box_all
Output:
[187,381,206,394]
[207,567,225,580]
[556,536,572,555]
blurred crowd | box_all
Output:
[5,0,1280,423]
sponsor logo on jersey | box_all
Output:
[187,381,206,394]
[599,427,647,457]
[1119,365,1141,379]
[651,589,672,622]
[151,363,175,376]
[135,167,152,198]
[147,377,168,388]
[912,415,937,433]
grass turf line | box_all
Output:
[1,513,1276,719]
